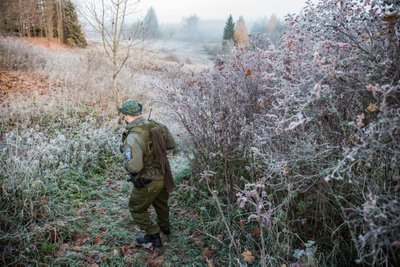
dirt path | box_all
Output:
[49,155,198,266]
[61,42,210,265]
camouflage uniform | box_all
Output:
[119,100,175,246]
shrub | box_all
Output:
[0,118,120,264]
[166,0,400,265]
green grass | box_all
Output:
[0,108,229,266]
[15,155,214,265]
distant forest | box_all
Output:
[0,0,86,47]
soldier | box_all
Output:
[119,99,176,247]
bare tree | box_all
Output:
[80,0,144,108]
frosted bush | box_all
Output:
[167,0,399,265]
[2,119,119,180]
[0,109,122,265]
[0,118,120,229]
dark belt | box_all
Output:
[128,174,151,188]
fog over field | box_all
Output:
[75,0,312,23]
[77,0,311,44]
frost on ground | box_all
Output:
[0,36,209,266]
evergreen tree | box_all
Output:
[143,7,160,39]
[0,0,86,47]
[63,0,87,47]
[181,15,199,41]
[223,15,235,42]
[184,15,199,34]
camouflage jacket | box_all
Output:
[121,117,176,180]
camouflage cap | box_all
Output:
[118,99,143,115]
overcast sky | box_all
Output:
[136,0,312,23]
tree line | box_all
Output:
[0,0,86,47]
[132,8,286,44]
[223,14,285,47]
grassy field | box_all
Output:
[0,37,223,266]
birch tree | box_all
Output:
[80,0,142,108]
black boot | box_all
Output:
[161,229,171,236]
[136,233,162,247]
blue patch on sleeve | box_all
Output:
[124,147,131,160]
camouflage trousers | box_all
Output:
[128,179,170,235]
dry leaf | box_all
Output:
[86,251,100,264]
[73,233,90,245]
[147,254,165,267]
[192,229,202,238]
[54,251,65,258]
[242,250,255,264]
[383,14,399,24]
[94,235,104,245]
[71,246,82,252]
[245,69,252,77]
[366,103,378,112]
[202,248,213,259]
[217,234,224,242]
[251,227,261,238]
[282,163,290,176]
[76,209,84,217]
[120,245,131,256]
[361,34,371,42]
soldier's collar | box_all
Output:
[126,116,145,130]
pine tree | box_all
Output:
[143,7,160,39]
[63,0,87,47]
[183,15,199,40]
[223,15,235,42]
[0,0,86,47]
